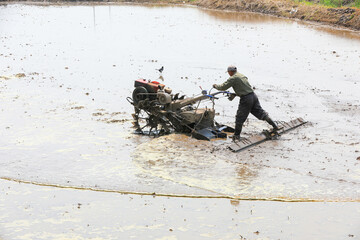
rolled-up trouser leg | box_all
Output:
[235,94,253,135]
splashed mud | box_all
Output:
[132,134,360,201]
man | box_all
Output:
[213,65,279,141]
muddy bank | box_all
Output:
[195,0,360,30]
[2,0,360,30]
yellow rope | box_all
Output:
[2,177,358,202]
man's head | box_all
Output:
[227,65,237,76]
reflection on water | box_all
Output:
[200,8,284,23]
[93,6,96,27]
[200,7,360,40]
[310,24,360,40]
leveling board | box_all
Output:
[228,118,307,152]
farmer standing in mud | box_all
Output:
[213,65,279,141]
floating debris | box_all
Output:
[0,73,26,80]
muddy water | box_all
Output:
[1,179,360,240]
[0,3,359,203]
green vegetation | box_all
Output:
[295,0,360,8]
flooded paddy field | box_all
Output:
[0,3,359,239]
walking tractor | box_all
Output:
[127,79,235,141]
[127,79,307,151]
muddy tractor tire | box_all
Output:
[132,86,148,105]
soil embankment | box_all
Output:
[194,0,360,30]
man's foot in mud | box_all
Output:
[232,135,241,142]
[272,125,284,135]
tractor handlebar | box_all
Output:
[203,90,237,101]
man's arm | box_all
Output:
[213,78,234,91]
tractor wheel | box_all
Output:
[134,109,160,136]
[132,108,172,136]
[132,86,148,105]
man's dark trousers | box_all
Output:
[234,92,269,136]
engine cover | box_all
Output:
[158,92,172,104]
[134,79,165,93]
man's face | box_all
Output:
[228,71,235,76]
